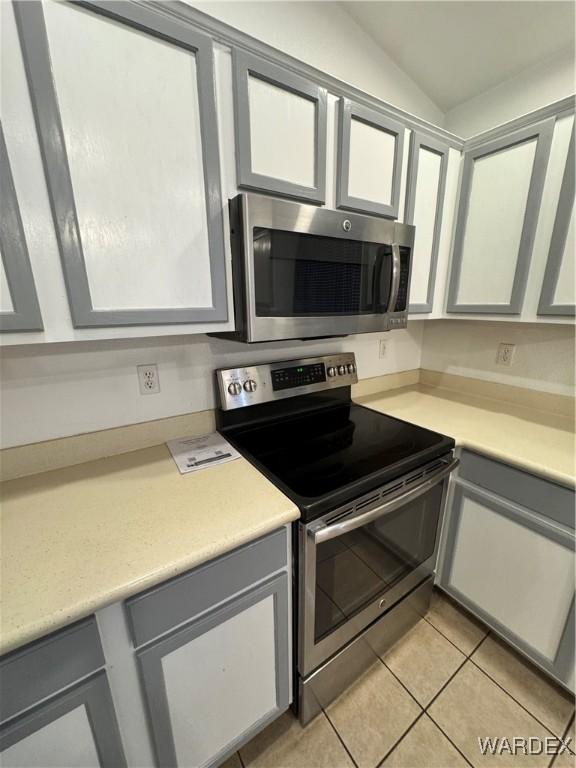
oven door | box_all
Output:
[298,457,459,677]
[234,194,414,342]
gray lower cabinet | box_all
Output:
[135,573,290,768]
[0,619,126,767]
[437,451,575,691]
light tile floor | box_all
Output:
[222,590,575,768]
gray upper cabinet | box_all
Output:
[404,132,449,312]
[538,124,575,316]
[15,0,228,329]
[336,98,405,219]
[0,618,126,767]
[233,50,327,203]
[447,119,554,314]
[0,121,43,332]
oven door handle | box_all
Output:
[310,457,459,544]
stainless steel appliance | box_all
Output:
[215,194,415,343]
[216,353,458,723]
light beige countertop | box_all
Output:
[356,384,575,487]
[0,445,299,655]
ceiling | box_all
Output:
[341,1,575,111]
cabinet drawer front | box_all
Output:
[459,450,574,528]
[0,618,104,724]
[126,527,288,647]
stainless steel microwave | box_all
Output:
[216,193,415,343]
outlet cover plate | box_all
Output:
[496,343,516,367]
[137,364,160,395]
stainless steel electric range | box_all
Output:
[216,353,458,724]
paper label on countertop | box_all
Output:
[167,433,241,474]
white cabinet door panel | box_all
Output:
[447,119,554,314]
[538,120,575,316]
[336,99,405,219]
[449,494,573,661]
[0,252,14,313]
[348,117,395,206]
[138,574,290,767]
[234,51,327,203]
[1,706,100,768]
[554,207,575,305]
[404,133,449,313]
[248,77,316,188]
[15,0,227,328]
[458,140,536,305]
[44,1,212,312]
[162,594,277,767]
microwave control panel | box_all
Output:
[217,353,358,410]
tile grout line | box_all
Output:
[423,711,475,768]
[374,710,427,768]
[467,655,573,741]
[422,612,489,659]
[321,707,361,768]
[236,749,246,768]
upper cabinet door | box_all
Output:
[447,119,554,314]
[404,133,449,313]
[0,121,43,332]
[336,99,405,219]
[233,50,327,203]
[14,0,227,329]
[538,125,575,316]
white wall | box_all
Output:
[190,1,444,125]
[421,321,575,397]
[0,327,424,448]
[444,48,575,138]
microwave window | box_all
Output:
[253,228,393,317]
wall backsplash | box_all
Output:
[421,321,575,396]
[0,327,423,449]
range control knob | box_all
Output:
[327,366,337,378]
[338,365,346,375]
[227,382,242,396]
[347,363,356,374]
[243,379,257,392]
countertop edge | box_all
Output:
[0,506,299,657]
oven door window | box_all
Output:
[314,483,443,643]
[253,227,392,317]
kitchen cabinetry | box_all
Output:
[124,527,291,767]
[437,450,575,691]
[336,98,405,219]
[233,50,327,203]
[0,122,43,332]
[447,119,554,314]
[404,132,449,313]
[538,124,575,316]
[14,0,228,330]
[0,619,126,767]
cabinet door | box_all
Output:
[0,672,126,767]
[233,50,327,203]
[336,99,405,219]
[15,0,227,328]
[137,574,290,768]
[438,481,575,689]
[538,124,575,316]
[447,119,554,314]
[404,132,449,312]
[0,121,43,332]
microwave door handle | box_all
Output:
[388,243,401,314]
[310,457,459,545]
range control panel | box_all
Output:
[217,353,358,411]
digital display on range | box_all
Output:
[271,363,326,391]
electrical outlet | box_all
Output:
[496,343,516,367]
[379,340,387,359]
[137,364,160,395]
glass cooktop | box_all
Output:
[224,402,454,520]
